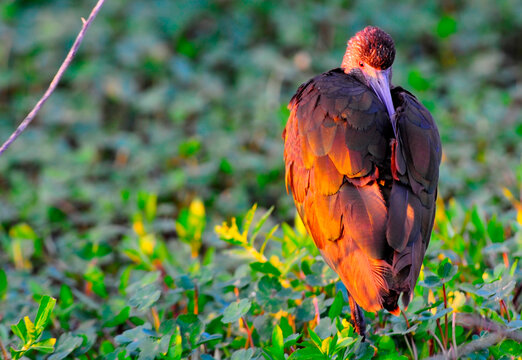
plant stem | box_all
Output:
[436,319,446,350]
[151,307,160,332]
[451,312,458,359]
[313,297,320,325]
[401,311,418,360]
[194,283,199,315]
[401,310,411,328]
[428,330,446,355]
[502,252,509,268]
[0,0,106,156]
[442,283,449,349]
[0,338,10,360]
[403,335,414,359]
[499,299,511,322]
[233,286,253,348]
[241,317,254,348]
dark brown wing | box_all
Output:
[283,68,395,312]
[387,87,442,307]
[284,69,442,313]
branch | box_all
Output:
[456,313,522,342]
[426,313,522,360]
[0,0,106,156]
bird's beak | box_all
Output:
[363,66,395,119]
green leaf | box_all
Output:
[23,316,36,342]
[498,339,520,355]
[129,284,161,311]
[308,329,322,348]
[471,206,486,237]
[10,348,24,360]
[0,268,7,299]
[437,259,458,282]
[59,284,74,309]
[31,338,57,354]
[419,275,442,288]
[288,346,326,360]
[460,276,515,300]
[34,295,57,330]
[250,261,281,276]
[176,314,203,348]
[328,291,344,319]
[137,336,168,360]
[242,204,257,237]
[9,223,38,240]
[271,325,284,360]
[389,321,419,335]
[296,297,316,322]
[115,324,151,351]
[231,349,254,360]
[77,242,113,260]
[178,138,201,157]
[99,340,116,356]
[487,215,504,243]
[104,306,131,327]
[284,333,301,348]
[169,325,182,360]
[377,335,396,352]
[11,319,27,343]
[222,299,251,323]
[436,15,457,38]
[145,193,157,221]
[327,333,338,356]
[250,206,274,244]
[84,265,108,298]
[417,307,453,321]
[355,342,377,360]
[196,332,222,345]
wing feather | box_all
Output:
[284,69,441,314]
[387,88,441,307]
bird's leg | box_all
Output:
[348,295,366,340]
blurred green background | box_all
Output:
[0,1,521,358]
[0,0,521,229]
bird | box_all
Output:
[283,26,441,337]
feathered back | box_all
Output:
[283,69,441,313]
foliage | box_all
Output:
[0,0,521,359]
[9,296,56,360]
[0,201,520,359]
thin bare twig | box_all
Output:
[426,313,522,360]
[428,333,502,360]
[456,313,522,341]
[0,0,106,156]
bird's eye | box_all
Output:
[359,62,364,68]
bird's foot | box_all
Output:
[348,295,366,340]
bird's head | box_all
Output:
[341,26,396,118]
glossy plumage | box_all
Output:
[283,28,441,336]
